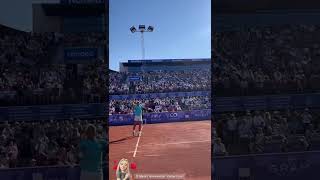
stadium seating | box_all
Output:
[213,25,320,96]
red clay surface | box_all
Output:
[109,120,211,180]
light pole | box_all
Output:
[130,25,154,60]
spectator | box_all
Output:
[213,25,320,96]
[302,108,313,132]
[6,139,18,168]
[215,108,320,155]
[213,138,227,156]
[0,118,106,168]
[226,113,238,144]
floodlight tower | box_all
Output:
[130,25,154,60]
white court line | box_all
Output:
[126,151,141,154]
[143,154,161,157]
[133,125,143,158]
[142,140,211,147]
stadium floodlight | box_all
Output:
[130,26,137,33]
[130,25,155,60]
[147,26,154,32]
[139,25,146,31]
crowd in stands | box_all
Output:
[0,25,109,170]
[109,70,211,95]
[0,30,54,66]
[0,118,106,168]
[82,63,107,103]
[0,24,211,106]
[109,96,211,115]
[0,63,108,106]
[213,25,320,96]
[0,25,106,106]
[213,108,320,156]
[4,24,320,106]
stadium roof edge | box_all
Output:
[123,58,211,63]
[0,24,27,33]
[32,0,60,4]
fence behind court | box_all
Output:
[0,163,107,180]
[213,151,320,180]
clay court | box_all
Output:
[109,120,211,180]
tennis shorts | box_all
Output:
[134,115,142,122]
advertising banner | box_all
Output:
[0,164,107,180]
[64,47,98,63]
[109,109,211,126]
[213,151,320,180]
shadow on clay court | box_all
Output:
[109,136,135,144]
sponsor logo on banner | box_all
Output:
[128,76,142,81]
[169,113,178,118]
[64,48,98,62]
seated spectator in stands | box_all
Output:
[226,113,238,144]
[251,127,267,153]
[35,144,47,165]
[1,122,12,140]
[57,147,68,166]
[302,108,313,132]
[213,138,227,156]
[280,135,289,152]
[265,125,273,136]
[305,125,317,142]
[253,111,266,131]
[288,110,301,134]
[272,122,283,137]
[67,145,78,166]
[212,128,217,140]
[238,114,253,139]
[263,111,272,126]
[279,117,289,135]
[299,137,310,151]
[47,140,58,165]
[0,155,9,168]
[6,139,18,168]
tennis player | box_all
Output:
[133,101,143,137]
[79,124,107,180]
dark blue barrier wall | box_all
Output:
[213,151,320,180]
[0,164,107,180]
[214,93,320,112]
[0,103,106,121]
[109,109,211,126]
[0,166,79,180]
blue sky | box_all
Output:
[109,0,211,71]
[0,0,33,32]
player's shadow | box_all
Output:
[109,136,135,144]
